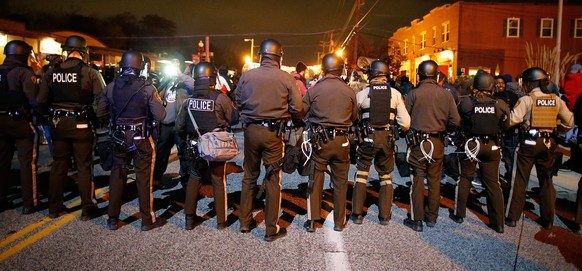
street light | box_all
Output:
[244,38,254,62]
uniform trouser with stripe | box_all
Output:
[108,136,156,225]
[48,117,94,213]
[0,116,37,209]
[352,130,394,220]
[506,137,556,223]
[153,123,189,180]
[307,135,350,226]
[455,139,504,227]
[185,160,228,223]
[406,137,445,222]
[239,124,284,236]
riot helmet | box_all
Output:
[3,40,32,56]
[194,62,217,88]
[259,39,283,57]
[519,67,549,93]
[194,62,217,82]
[520,67,548,82]
[473,72,495,92]
[417,60,439,80]
[61,35,88,54]
[368,60,389,81]
[322,53,344,75]
[119,50,145,71]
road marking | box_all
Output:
[0,210,80,262]
[0,218,51,249]
[323,211,351,271]
[0,183,114,263]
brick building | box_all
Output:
[389,1,582,84]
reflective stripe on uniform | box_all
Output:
[148,136,156,224]
[219,163,228,222]
[356,170,368,184]
[379,174,392,186]
[28,122,38,207]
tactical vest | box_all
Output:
[111,77,148,123]
[186,91,220,135]
[363,83,395,126]
[0,66,28,110]
[50,61,91,105]
[470,97,499,135]
[529,93,559,129]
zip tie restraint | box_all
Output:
[464,137,481,162]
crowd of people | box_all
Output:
[1,36,581,242]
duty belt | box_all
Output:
[114,123,143,131]
[309,125,348,144]
[50,108,88,119]
[469,134,497,144]
[251,119,284,129]
[366,125,392,133]
[0,110,24,117]
[406,130,445,146]
[525,129,553,141]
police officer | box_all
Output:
[175,62,239,230]
[505,67,573,229]
[0,40,39,214]
[303,53,357,232]
[450,72,509,233]
[96,50,166,231]
[404,60,460,232]
[235,39,303,241]
[38,35,106,220]
[350,60,410,225]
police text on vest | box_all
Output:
[53,73,78,83]
[536,99,556,107]
[189,99,214,111]
[474,106,495,114]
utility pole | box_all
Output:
[554,0,563,85]
[329,32,334,53]
[353,0,362,64]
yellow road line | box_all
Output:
[0,210,80,262]
[0,183,116,263]
[0,218,51,249]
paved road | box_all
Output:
[1,131,581,270]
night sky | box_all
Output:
[4,0,558,67]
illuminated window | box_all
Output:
[442,22,450,42]
[506,18,520,38]
[420,32,426,49]
[432,26,437,45]
[404,39,408,54]
[539,18,554,38]
[412,36,415,52]
[575,18,582,38]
